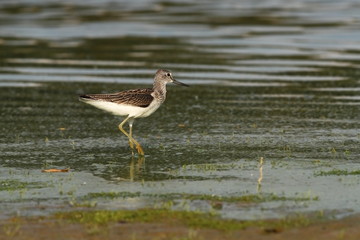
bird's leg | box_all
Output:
[128,119,134,149]
[118,116,135,151]
[118,116,144,156]
[127,119,144,155]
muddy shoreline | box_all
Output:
[1,212,360,240]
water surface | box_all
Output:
[0,0,360,220]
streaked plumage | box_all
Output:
[80,88,154,108]
[79,69,189,156]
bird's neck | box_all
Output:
[153,80,167,102]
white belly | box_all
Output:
[82,99,162,118]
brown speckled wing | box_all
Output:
[80,88,154,108]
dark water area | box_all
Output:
[0,0,359,220]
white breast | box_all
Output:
[137,99,162,118]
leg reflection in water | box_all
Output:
[257,157,264,193]
[112,155,145,182]
[129,154,145,182]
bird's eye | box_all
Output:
[166,73,171,77]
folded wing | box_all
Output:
[80,88,154,108]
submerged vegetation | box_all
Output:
[83,191,319,203]
[315,169,360,176]
[0,180,46,191]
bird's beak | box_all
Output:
[172,78,189,87]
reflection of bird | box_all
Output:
[79,69,189,155]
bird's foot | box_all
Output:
[136,144,145,156]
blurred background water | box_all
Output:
[0,0,359,220]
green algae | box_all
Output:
[315,169,360,176]
[83,191,318,203]
[0,180,46,191]
[55,208,319,231]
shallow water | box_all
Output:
[0,0,360,220]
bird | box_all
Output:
[79,69,189,156]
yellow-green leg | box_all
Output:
[118,116,144,156]
[128,119,134,149]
